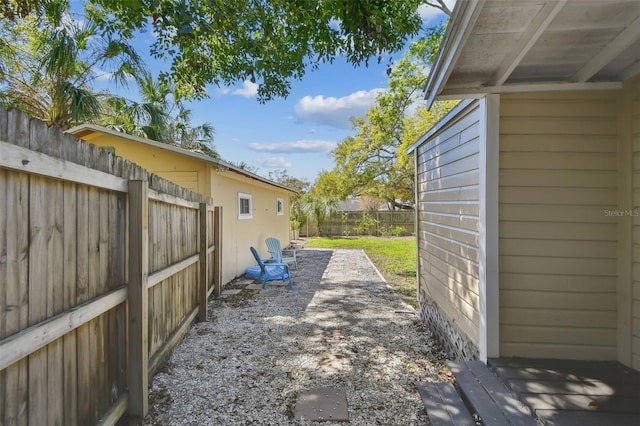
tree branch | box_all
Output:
[424,0,452,16]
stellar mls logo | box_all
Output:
[603,209,640,217]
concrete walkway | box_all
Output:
[144,248,449,425]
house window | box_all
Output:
[276,197,284,216]
[238,193,252,219]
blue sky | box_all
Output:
[90,2,452,184]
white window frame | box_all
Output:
[238,192,253,219]
[276,197,284,216]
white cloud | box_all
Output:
[92,66,134,82]
[253,157,292,168]
[93,67,113,81]
[248,140,336,154]
[294,89,384,129]
[417,0,455,21]
[232,80,258,97]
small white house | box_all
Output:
[409,0,640,371]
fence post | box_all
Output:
[127,180,149,419]
[198,203,208,321]
[213,206,223,297]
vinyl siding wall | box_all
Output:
[499,91,619,360]
[416,101,481,356]
[631,76,640,370]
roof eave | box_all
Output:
[66,123,297,193]
[424,0,486,109]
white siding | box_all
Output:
[417,101,481,348]
[632,76,640,370]
[499,92,619,360]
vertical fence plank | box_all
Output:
[62,181,78,425]
[28,175,49,425]
[198,203,208,320]
[76,183,92,425]
[128,180,149,419]
[2,109,216,424]
[87,185,101,423]
[213,207,222,297]
[47,178,64,425]
[97,190,110,413]
[1,202,27,421]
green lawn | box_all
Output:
[304,236,418,308]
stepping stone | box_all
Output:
[235,279,253,286]
[220,289,242,298]
[245,284,263,290]
[294,387,349,422]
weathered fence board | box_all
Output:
[302,210,415,237]
[0,106,220,425]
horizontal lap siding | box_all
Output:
[632,76,640,370]
[417,102,481,346]
[499,92,619,360]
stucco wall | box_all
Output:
[210,169,291,284]
[499,91,619,360]
[76,132,209,194]
[73,130,292,285]
[415,101,481,359]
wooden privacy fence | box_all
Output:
[0,107,222,425]
[301,210,415,237]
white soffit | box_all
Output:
[425,0,640,105]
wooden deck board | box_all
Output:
[466,361,537,425]
[416,381,476,426]
[491,366,637,384]
[448,362,512,426]
[535,409,640,426]
[489,358,640,426]
[521,393,640,413]
[507,379,640,397]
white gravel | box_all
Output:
[143,248,450,425]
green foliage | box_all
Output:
[268,169,310,194]
[353,212,379,236]
[99,71,219,157]
[301,193,338,237]
[330,26,457,210]
[0,0,145,129]
[379,224,407,237]
[267,169,311,232]
[3,1,453,102]
[0,0,217,155]
[311,170,343,200]
[340,212,351,237]
[66,0,427,101]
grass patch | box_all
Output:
[304,236,417,308]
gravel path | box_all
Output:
[143,248,450,425]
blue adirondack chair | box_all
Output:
[265,237,298,269]
[249,246,293,289]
